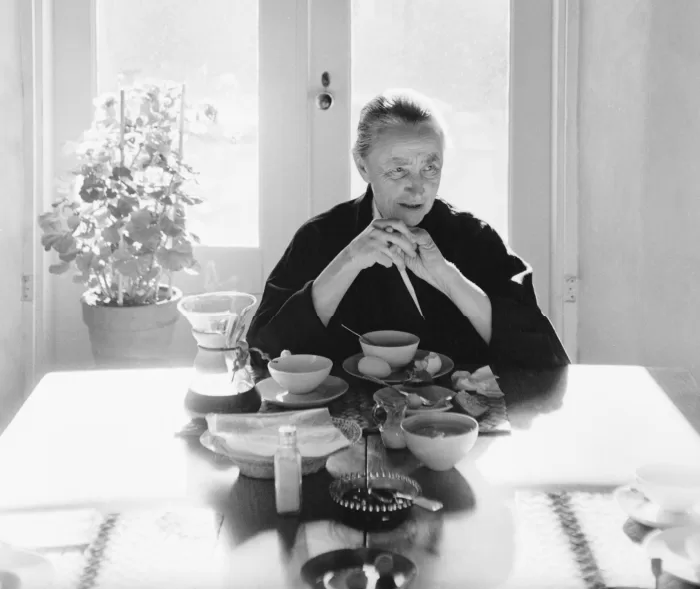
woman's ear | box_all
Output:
[353,153,371,183]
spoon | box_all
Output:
[341,324,375,345]
[368,487,443,512]
[357,373,433,407]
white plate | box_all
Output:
[644,526,700,584]
[343,350,454,384]
[615,485,700,529]
[0,542,55,589]
[257,375,349,408]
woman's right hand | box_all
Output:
[344,219,418,271]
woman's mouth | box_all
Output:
[399,203,423,210]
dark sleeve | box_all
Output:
[469,224,570,370]
[246,223,336,359]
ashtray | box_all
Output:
[300,548,417,589]
[329,471,421,531]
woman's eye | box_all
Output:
[388,168,406,178]
[424,165,440,177]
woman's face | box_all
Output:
[355,120,444,226]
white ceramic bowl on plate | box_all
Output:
[360,330,420,368]
[635,463,700,512]
[267,354,333,394]
[401,413,479,471]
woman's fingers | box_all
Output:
[374,228,417,257]
[409,227,435,248]
[372,218,417,243]
[387,244,406,271]
[375,248,394,268]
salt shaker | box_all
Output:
[274,425,302,515]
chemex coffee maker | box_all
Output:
[177,291,261,415]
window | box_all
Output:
[351,0,510,239]
[96,0,259,247]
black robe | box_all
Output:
[247,187,570,371]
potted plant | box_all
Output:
[38,82,209,366]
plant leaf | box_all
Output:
[59,249,79,263]
[41,233,63,251]
[128,208,152,230]
[55,234,76,255]
[128,225,161,248]
[102,225,120,244]
[66,215,81,231]
[114,258,140,278]
[49,261,71,275]
[159,216,184,238]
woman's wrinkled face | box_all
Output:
[355,120,444,226]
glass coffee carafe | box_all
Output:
[177,291,261,414]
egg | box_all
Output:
[358,355,392,378]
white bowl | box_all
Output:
[635,463,700,512]
[360,330,420,368]
[267,354,333,394]
[401,413,478,471]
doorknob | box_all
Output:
[316,92,334,110]
[316,71,334,110]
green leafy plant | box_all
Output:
[38,82,212,306]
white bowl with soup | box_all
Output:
[360,330,420,369]
[267,354,333,394]
[401,413,479,471]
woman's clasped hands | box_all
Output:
[345,218,418,271]
[345,218,452,292]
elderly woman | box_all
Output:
[247,90,569,370]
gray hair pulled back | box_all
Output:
[353,89,447,160]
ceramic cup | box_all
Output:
[267,354,333,394]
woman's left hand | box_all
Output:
[388,226,453,293]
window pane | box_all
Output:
[96,0,259,247]
[351,0,509,240]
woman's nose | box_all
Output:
[406,180,425,196]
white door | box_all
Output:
[1,0,29,424]
[42,0,555,372]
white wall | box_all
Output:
[0,0,29,430]
[579,0,700,380]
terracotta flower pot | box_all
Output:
[81,286,183,367]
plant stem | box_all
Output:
[178,84,186,163]
[117,236,125,306]
[119,89,126,166]
[98,269,110,299]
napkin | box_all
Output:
[451,366,504,398]
[205,408,351,458]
